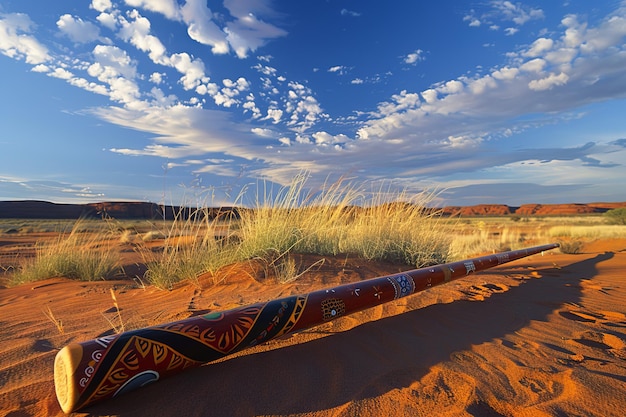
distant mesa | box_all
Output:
[440,202,626,217]
[0,201,239,220]
[0,200,625,219]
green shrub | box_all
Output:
[604,208,626,225]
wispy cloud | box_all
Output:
[464,0,544,33]
[340,9,361,17]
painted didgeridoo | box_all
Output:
[54,242,559,413]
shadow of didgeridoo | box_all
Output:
[86,252,613,417]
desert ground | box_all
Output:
[1,226,625,416]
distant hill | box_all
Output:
[0,201,239,220]
[0,200,625,219]
[440,202,626,216]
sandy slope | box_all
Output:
[1,241,625,417]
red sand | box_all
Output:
[1,241,625,416]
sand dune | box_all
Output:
[1,242,625,416]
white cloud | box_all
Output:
[180,0,229,54]
[215,78,250,106]
[528,72,569,91]
[444,134,483,149]
[118,10,209,91]
[312,131,349,146]
[31,64,50,73]
[492,66,519,80]
[356,5,626,158]
[284,82,327,131]
[119,10,168,63]
[91,0,113,13]
[252,63,277,76]
[48,67,74,80]
[123,0,181,20]
[169,52,207,90]
[251,127,275,137]
[340,9,361,17]
[91,44,137,79]
[491,1,544,25]
[351,78,364,84]
[57,14,100,43]
[463,14,481,27]
[0,13,51,64]
[524,38,554,57]
[149,72,164,84]
[265,108,283,123]
[223,0,288,58]
[404,49,425,64]
[87,44,140,104]
[465,1,544,33]
[519,58,546,73]
[96,11,118,30]
[243,97,262,118]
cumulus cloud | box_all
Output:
[404,49,425,64]
[57,14,100,43]
[528,72,570,91]
[358,5,626,148]
[328,65,351,75]
[123,0,181,20]
[91,0,113,13]
[284,82,327,131]
[0,12,50,64]
[48,67,74,80]
[87,44,140,104]
[180,0,229,54]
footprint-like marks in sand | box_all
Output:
[461,283,509,301]
[559,306,626,328]
[573,331,624,351]
[559,310,600,323]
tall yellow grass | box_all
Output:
[236,174,450,267]
[141,174,451,288]
[10,219,122,285]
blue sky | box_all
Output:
[1,0,625,207]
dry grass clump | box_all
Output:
[10,219,122,285]
[139,208,239,289]
[446,224,538,259]
[557,240,584,254]
[548,225,626,239]
[237,174,450,269]
[141,174,451,288]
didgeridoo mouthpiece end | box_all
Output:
[54,344,83,414]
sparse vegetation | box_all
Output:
[42,306,64,334]
[604,208,626,225]
[9,219,122,285]
[557,240,584,254]
[5,179,625,288]
[102,288,125,333]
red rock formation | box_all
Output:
[1,200,624,219]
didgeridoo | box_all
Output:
[54,243,559,413]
